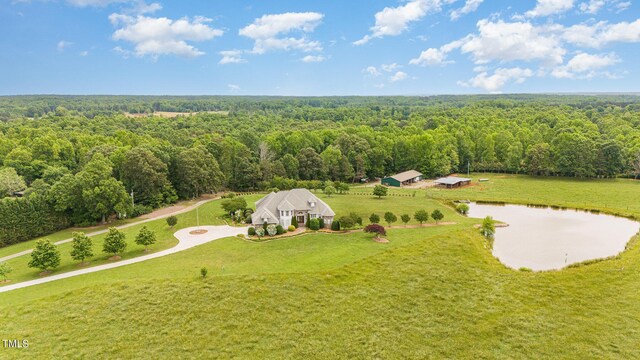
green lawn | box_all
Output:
[2,180,640,358]
[429,173,640,219]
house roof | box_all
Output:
[251,188,335,224]
[435,176,472,185]
[387,170,423,182]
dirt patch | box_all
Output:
[189,229,209,235]
[0,279,11,284]
[38,270,52,276]
[141,205,187,219]
[374,237,390,243]
[109,255,122,261]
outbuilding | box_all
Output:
[435,176,472,189]
[381,170,423,187]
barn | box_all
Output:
[434,176,472,189]
[381,170,423,187]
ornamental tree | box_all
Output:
[373,185,388,199]
[70,232,93,264]
[135,226,157,250]
[28,239,61,272]
[103,227,127,257]
[431,209,444,224]
[414,209,429,225]
[384,212,397,227]
[364,224,386,238]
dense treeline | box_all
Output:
[0,95,639,246]
[0,195,68,247]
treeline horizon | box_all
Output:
[0,95,639,246]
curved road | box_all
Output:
[0,225,247,293]
[0,197,218,263]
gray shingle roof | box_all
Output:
[251,188,335,224]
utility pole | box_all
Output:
[467,161,470,177]
[130,190,135,208]
[197,207,200,228]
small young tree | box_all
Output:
[255,227,265,240]
[200,267,208,278]
[166,215,178,228]
[373,184,388,199]
[364,224,386,238]
[337,182,350,194]
[28,239,61,273]
[414,209,429,225]
[349,212,363,226]
[324,185,336,197]
[331,221,341,231]
[0,262,13,282]
[431,209,444,224]
[135,225,157,251]
[103,227,127,258]
[400,214,411,226]
[369,213,380,224]
[70,232,93,265]
[384,212,397,227]
[482,216,496,237]
[456,203,470,215]
[266,224,277,236]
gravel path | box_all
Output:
[0,225,247,293]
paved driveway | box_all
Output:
[0,225,247,293]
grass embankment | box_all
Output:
[430,173,640,219]
[0,195,265,286]
[2,178,640,358]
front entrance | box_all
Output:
[297,215,305,225]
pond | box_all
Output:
[468,203,640,271]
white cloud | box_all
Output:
[112,46,132,58]
[578,0,630,14]
[460,20,565,65]
[219,50,246,64]
[239,12,324,54]
[615,1,631,12]
[79,50,89,56]
[381,63,401,72]
[67,0,129,6]
[525,0,574,17]
[363,66,381,76]
[67,0,161,14]
[410,45,454,65]
[551,52,619,78]
[562,19,640,47]
[459,67,533,92]
[390,71,408,82]
[57,40,73,52]
[109,14,223,58]
[301,55,326,63]
[228,84,240,92]
[450,0,484,20]
[354,0,451,45]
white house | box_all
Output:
[251,188,335,228]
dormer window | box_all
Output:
[310,201,316,208]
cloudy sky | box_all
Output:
[2,0,640,95]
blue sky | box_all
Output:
[1,0,640,95]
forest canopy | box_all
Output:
[0,94,639,244]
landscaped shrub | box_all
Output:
[364,224,386,237]
[338,216,355,229]
[291,216,298,228]
[221,192,236,199]
[309,218,320,231]
[331,221,341,231]
[318,218,325,229]
[276,225,285,235]
[248,227,256,236]
[287,225,295,232]
[166,215,178,227]
[255,227,265,239]
[266,224,277,236]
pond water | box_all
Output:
[468,203,640,271]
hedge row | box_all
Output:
[0,196,69,247]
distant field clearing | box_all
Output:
[124,110,229,118]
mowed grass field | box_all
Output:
[1,177,640,358]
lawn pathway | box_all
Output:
[0,225,247,293]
